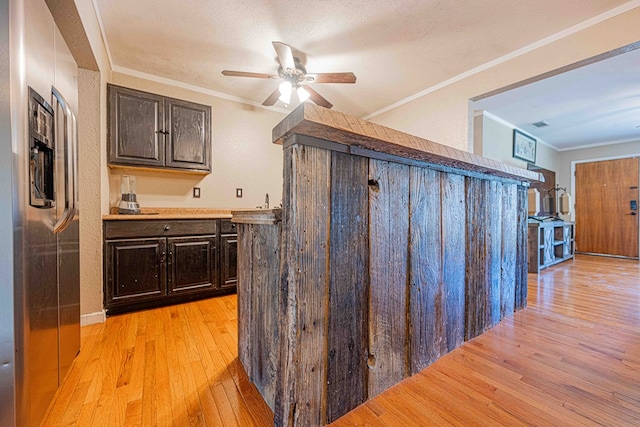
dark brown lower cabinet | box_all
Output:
[168,236,217,294]
[104,219,236,315]
[220,233,238,288]
[105,238,167,304]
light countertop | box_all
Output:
[103,207,234,220]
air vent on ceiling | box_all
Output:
[531,120,550,128]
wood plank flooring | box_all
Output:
[42,254,640,426]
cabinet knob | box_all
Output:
[164,225,171,231]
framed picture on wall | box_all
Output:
[513,129,537,163]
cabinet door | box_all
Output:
[167,235,218,294]
[105,238,166,308]
[220,233,238,288]
[164,98,211,172]
[108,85,165,167]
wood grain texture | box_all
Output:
[515,185,529,310]
[272,103,542,183]
[441,173,466,351]
[325,152,369,422]
[486,181,503,328]
[232,209,282,225]
[236,224,252,381]
[575,157,639,258]
[250,223,281,410]
[368,159,410,397]
[332,255,640,427]
[500,184,517,318]
[42,295,274,427]
[275,143,331,426]
[43,256,640,426]
[465,177,487,341]
[408,167,445,373]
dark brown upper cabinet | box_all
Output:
[108,84,211,173]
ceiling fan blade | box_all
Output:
[222,70,278,79]
[303,86,333,109]
[272,41,296,73]
[307,72,357,84]
[262,87,281,106]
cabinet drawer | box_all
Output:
[220,219,237,234]
[104,219,217,239]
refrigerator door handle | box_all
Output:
[52,87,74,234]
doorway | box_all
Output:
[574,157,639,259]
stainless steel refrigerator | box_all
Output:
[1,0,81,425]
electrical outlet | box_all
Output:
[236,188,243,198]
[193,187,201,198]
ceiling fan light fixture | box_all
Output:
[297,86,310,102]
[278,81,292,104]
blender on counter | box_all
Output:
[118,175,140,214]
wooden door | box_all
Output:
[575,157,639,258]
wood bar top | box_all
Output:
[231,209,282,225]
[272,103,542,183]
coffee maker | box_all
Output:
[118,175,140,214]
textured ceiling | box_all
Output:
[96,0,630,120]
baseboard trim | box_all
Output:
[81,310,106,326]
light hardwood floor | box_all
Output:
[42,254,640,426]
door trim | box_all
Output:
[570,154,640,259]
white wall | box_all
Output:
[71,0,112,318]
[107,72,286,210]
[475,112,559,172]
[370,8,640,153]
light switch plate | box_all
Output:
[236,188,243,198]
[193,187,201,198]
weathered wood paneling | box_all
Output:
[237,220,282,412]
[251,223,281,410]
[486,181,503,329]
[326,152,369,422]
[465,177,487,341]
[368,159,410,397]
[441,173,466,351]
[408,167,444,374]
[242,130,533,426]
[236,223,252,380]
[275,143,332,426]
[500,184,517,318]
[515,186,529,310]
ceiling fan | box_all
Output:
[222,41,356,109]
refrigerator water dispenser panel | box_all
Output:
[28,87,55,208]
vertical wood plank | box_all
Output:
[236,223,253,380]
[515,185,529,310]
[368,159,410,398]
[275,142,331,427]
[486,181,503,328]
[251,223,281,411]
[465,177,487,341]
[441,173,466,352]
[408,167,444,374]
[500,184,517,318]
[326,152,369,423]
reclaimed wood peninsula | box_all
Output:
[232,103,542,426]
